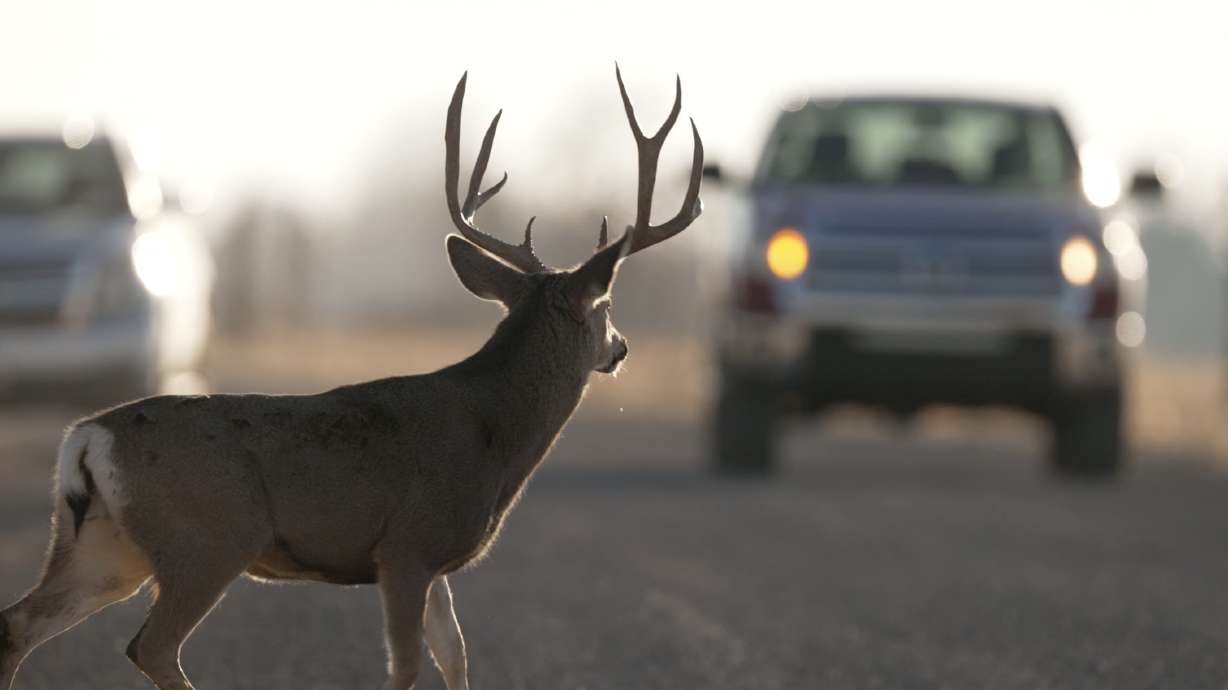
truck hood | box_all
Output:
[753,186,1101,240]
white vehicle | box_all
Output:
[0,125,213,403]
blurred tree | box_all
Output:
[213,195,318,333]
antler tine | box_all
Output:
[523,216,537,247]
[614,65,644,140]
[615,65,682,143]
[597,216,609,250]
[614,65,705,257]
[628,117,704,251]
[445,73,549,274]
[462,109,506,217]
[616,65,677,230]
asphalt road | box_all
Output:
[1,403,1226,690]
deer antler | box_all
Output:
[608,64,704,255]
[445,73,550,274]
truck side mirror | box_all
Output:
[1128,170,1165,201]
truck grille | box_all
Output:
[0,262,71,326]
[804,232,1060,296]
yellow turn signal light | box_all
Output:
[766,228,809,280]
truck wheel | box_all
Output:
[711,376,779,476]
[1049,391,1124,478]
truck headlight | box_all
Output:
[131,225,207,298]
[1060,235,1098,286]
[766,227,809,281]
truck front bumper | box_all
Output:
[718,296,1121,413]
[0,316,156,399]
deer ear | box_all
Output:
[447,235,528,306]
[565,234,629,313]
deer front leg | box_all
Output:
[424,576,469,690]
[377,562,432,690]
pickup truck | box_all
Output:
[710,95,1140,478]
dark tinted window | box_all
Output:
[0,137,129,215]
[759,100,1079,194]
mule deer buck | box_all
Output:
[0,66,702,690]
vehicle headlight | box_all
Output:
[766,227,809,280]
[1060,235,1098,286]
[131,226,203,298]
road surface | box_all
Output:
[1,402,1226,690]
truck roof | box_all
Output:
[790,92,1059,113]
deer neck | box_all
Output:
[452,298,590,477]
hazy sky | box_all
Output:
[3,0,1225,218]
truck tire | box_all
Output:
[1049,391,1124,478]
[711,375,779,476]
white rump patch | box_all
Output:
[56,424,119,503]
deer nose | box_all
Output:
[597,340,628,374]
[613,340,628,364]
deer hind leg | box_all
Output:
[424,576,469,690]
[377,562,433,690]
[125,545,257,690]
[0,508,152,690]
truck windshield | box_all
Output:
[0,138,129,215]
[758,100,1080,194]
